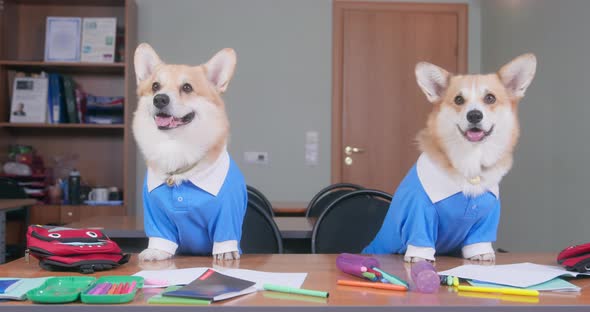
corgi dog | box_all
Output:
[363,54,537,262]
[133,43,248,262]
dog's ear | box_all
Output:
[498,53,537,98]
[134,43,162,83]
[205,48,237,93]
[415,62,450,103]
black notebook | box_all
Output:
[162,269,257,302]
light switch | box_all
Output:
[305,131,319,166]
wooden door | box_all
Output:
[332,2,467,193]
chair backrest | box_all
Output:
[247,185,274,216]
[311,189,392,254]
[305,183,364,217]
[241,200,283,254]
[0,177,27,199]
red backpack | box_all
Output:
[26,225,130,274]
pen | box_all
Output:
[337,280,408,291]
[263,283,329,298]
[371,267,409,288]
[456,285,539,297]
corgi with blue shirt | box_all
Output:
[364,54,537,262]
[133,43,247,261]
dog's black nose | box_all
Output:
[466,110,483,124]
[153,94,170,109]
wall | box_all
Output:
[482,0,590,251]
[133,0,481,217]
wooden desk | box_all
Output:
[271,201,308,216]
[273,217,315,239]
[0,199,36,211]
[68,216,317,240]
[0,253,589,311]
[0,199,36,263]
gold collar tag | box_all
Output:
[468,176,481,185]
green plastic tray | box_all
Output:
[27,276,96,304]
[81,275,144,304]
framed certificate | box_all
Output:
[44,17,82,62]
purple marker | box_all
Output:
[87,283,102,295]
[98,282,113,295]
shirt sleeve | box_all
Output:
[212,184,248,250]
[363,195,437,254]
[143,179,179,248]
[463,199,501,246]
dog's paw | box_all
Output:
[404,255,433,263]
[213,251,240,261]
[139,248,173,261]
[467,252,496,262]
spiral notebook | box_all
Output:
[162,269,256,302]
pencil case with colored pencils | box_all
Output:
[80,275,144,304]
[557,242,590,272]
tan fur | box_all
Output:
[417,73,522,178]
[137,63,230,174]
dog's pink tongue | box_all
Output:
[466,129,485,142]
[155,115,173,127]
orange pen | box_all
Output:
[337,280,408,291]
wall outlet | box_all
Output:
[244,151,269,165]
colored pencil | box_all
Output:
[337,280,408,291]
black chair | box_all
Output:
[247,185,274,217]
[305,183,364,217]
[0,177,30,261]
[241,200,283,254]
[311,189,392,254]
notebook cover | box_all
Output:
[162,269,256,301]
[148,286,211,305]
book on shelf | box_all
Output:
[61,75,79,123]
[10,76,49,123]
[85,94,124,124]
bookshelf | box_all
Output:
[0,0,137,225]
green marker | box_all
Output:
[362,272,377,280]
[263,283,329,298]
[372,267,409,288]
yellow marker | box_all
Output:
[458,291,540,304]
[457,285,539,297]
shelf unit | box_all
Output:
[0,0,137,224]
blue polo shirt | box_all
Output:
[363,154,500,256]
[142,152,247,255]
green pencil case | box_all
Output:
[81,275,144,304]
[27,276,96,304]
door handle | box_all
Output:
[345,146,365,156]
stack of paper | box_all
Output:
[133,267,307,290]
[439,262,588,290]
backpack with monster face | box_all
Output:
[26,225,130,274]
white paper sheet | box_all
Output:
[439,262,589,288]
[220,268,307,290]
[133,267,208,288]
[133,267,307,290]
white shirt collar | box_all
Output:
[147,150,230,196]
[416,153,499,203]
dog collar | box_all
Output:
[468,176,481,185]
[165,161,201,186]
